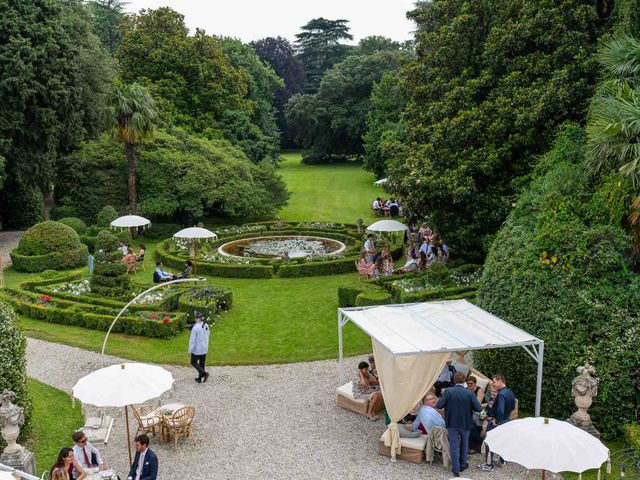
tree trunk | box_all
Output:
[125,142,137,213]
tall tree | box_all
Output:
[86,0,126,52]
[389,0,607,257]
[295,18,353,93]
[251,36,306,148]
[107,82,157,213]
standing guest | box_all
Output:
[477,374,516,471]
[411,393,445,433]
[118,241,128,257]
[352,361,384,420]
[434,360,456,397]
[137,244,146,263]
[72,431,106,475]
[188,313,210,383]
[153,261,172,283]
[436,372,483,477]
[127,435,158,480]
[51,448,86,480]
[364,234,381,263]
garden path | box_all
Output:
[0,230,22,268]
[27,338,534,480]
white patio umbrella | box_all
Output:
[72,363,174,464]
[110,215,151,243]
[373,178,388,186]
[485,417,610,479]
[173,227,217,259]
[366,219,408,232]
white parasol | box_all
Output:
[374,178,388,186]
[484,417,610,479]
[72,363,174,464]
[173,227,217,259]
[110,215,151,229]
[366,220,408,233]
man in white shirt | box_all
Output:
[118,241,128,257]
[72,430,105,475]
[371,197,381,210]
[363,234,381,263]
[419,239,433,256]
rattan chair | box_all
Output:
[131,404,163,442]
[163,406,196,452]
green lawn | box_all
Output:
[27,378,84,472]
[276,152,381,223]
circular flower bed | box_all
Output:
[218,235,346,259]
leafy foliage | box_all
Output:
[57,217,87,235]
[95,205,119,228]
[91,230,129,298]
[475,126,640,439]
[0,303,31,441]
[295,17,354,93]
[1,182,45,229]
[86,0,125,52]
[286,46,411,164]
[251,36,306,148]
[389,0,606,256]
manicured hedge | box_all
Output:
[397,284,479,303]
[58,217,87,235]
[10,245,88,273]
[157,249,273,279]
[338,287,366,308]
[278,257,359,277]
[625,423,640,451]
[354,290,394,307]
[177,287,233,313]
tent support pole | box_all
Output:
[535,340,544,417]
[338,310,344,385]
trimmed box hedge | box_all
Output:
[157,249,273,279]
[10,244,88,273]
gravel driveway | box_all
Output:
[25,339,541,480]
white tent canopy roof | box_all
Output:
[366,220,407,233]
[173,227,217,240]
[342,300,540,355]
[110,215,151,229]
[374,178,388,186]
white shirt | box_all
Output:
[364,240,375,253]
[73,442,103,471]
[119,245,128,256]
[135,449,146,480]
[372,200,380,209]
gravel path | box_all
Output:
[0,230,22,268]
[27,338,537,480]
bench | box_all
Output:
[336,381,369,417]
[378,433,427,464]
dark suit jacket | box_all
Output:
[128,447,158,480]
[435,384,483,430]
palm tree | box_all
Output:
[107,82,157,213]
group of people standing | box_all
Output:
[50,431,157,480]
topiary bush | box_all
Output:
[95,205,118,227]
[58,217,87,235]
[10,221,88,272]
[91,230,129,298]
[474,126,640,439]
[0,302,32,441]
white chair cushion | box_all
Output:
[336,381,368,404]
[379,433,428,450]
[140,415,161,427]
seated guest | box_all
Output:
[439,239,449,260]
[373,256,386,278]
[434,360,456,397]
[427,248,437,265]
[480,387,499,437]
[51,468,70,480]
[418,251,428,270]
[466,376,485,404]
[411,393,445,433]
[72,431,106,476]
[418,223,432,241]
[122,247,137,273]
[356,252,375,278]
[51,448,86,480]
[419,238,433,257]
[364,234,381,263]
[381,246,394,276]
[118,241,128,257]
[352,361,384,420]
[177,260,193,279]
[137,243,146,263]
[368,354,378,382]
[371,197,382,210]
[153,261,173,283]
[396,250,419,274]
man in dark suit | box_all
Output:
[435,371,483,477]
[127,434,158,480]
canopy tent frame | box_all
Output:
[338,301,545,417]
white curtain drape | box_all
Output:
[373,339,449,460]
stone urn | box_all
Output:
[567,362,600,438]
[356,218,364,234]
[0,390,25,455]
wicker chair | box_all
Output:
[163,406,196,452]
[131,404,163,442]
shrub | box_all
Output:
[11,221,88,272]
[0,303,32,440]
[96,205,118,227]
[338,287,365,308]
[157,249,273,279]
[58,217,87,235]
[474,126,640,439]
[91,230,129,298]
[355,290,394,306]
[624,423,640,451]
[2,182,44,229]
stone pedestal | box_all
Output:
[566,362,600,438]
[0,448,36,476]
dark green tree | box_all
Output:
[295,17,353,93]
[86,0,126,52]
[106,82,157,213]
[251,36,306,148]
[286,47,411,163]
[389,0,607,257]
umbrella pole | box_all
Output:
[541,469,546,480]
[125,405,132,465]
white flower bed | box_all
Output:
[217,224,266,236]
[450,269,483,285]
[51,279,91,296]
[202,253,253,264]
[297,222,339,229]
[245,238,328,258]
[392,278,443,293]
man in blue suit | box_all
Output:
[435,371,483,477]
[127,435,158,480]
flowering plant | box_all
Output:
[37,295,52,304]
[51,279,91,296]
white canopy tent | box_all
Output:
[338,299,544,460]
[374,178,388,186]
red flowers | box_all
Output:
[149,314,158,320]
[162,317,170,324]
[38,295,52,304]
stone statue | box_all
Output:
[356,219,364,234]
[567,362,600,438]
[275,219,284,229]
[0,390,35,474]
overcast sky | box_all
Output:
[126,0,417,44]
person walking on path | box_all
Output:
[435,371,483,477]
[188,313,210,383]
